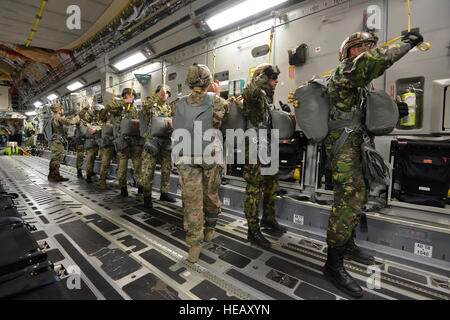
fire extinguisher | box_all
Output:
[399,88,417,128]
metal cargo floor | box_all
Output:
[0,156,449,300]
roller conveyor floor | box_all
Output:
[1,156,449,300]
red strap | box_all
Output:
[423,159,433,164]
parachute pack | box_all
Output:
[291,75,399,144]
[42,116,54,141]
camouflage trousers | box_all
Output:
[117,146,143,188]
[243,162,278,229]
[49,140,64,175]
[76,144,84,170]
[142,149,172,197]
[178,163,223,246]
[99,146,115,183]
[324,131,368,248]
[85,146,99,176]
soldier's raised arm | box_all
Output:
[336,31,423,88]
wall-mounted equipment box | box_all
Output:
[430,79,450,134]
[228,80,245,96]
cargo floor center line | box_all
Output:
[1,156,449,300]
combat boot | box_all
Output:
[98,180,109,190]
[48,173,59,182]
[55,174,69,182]
[261,218,287,233]
[77,169,83,179]
[248,227,271,249]
[86,174,93,184]
[143,196,153,208]
[160,193,177,203]
[120,187,128,198]
[344,231,375,265]
[323,246,363,298]
[204,227,214,242]
[188,244,202,263]
[138,187,143,194]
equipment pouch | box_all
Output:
[293,76,331,143]
[271,110,296,139]
[150,117,173,137]
[365,90,399,135]
[113,136,129,153]
[143,138,160,156]
[84,138,97,150]
[361,140,390,185]
[120,118,140,136]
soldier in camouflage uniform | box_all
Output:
[242,64,287,250]
[97,106,116,190]
[323,31,424,297]
[172,64,229,263]
[48,104,80,182]
[101,88,144,197]
[83,104,104,183]
[141,85,177,208]
[0,121,11,146]
[76,100,93,178]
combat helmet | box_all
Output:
[339,31,378,61]
[186,63,213,88]
[252,63,281,80]
[121,88,137,98]
[93,104,105,112]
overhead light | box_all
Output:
[70,92,80,95]
[47,93,58,101]
[113,52,147,71]
[66,81,85,91]
[25,111,37,116]
[33,101,43,108]
[206,0,288,31]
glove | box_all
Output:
[402,31,424,48]
[397,101,409,118]
[279,101,291,113]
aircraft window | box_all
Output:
[169,72,177,81]
[251,45,270,58]
[178,84,182,95]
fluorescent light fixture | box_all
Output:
[25,111,37,116]
[113,52,147,71]
[206,0,288,31]
[66,81,84,91]
[33,101,43,107]
[47,93,58,101]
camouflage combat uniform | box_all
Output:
[173,87,229,246]
[102,99,143,189]
[141,95,174,197]
[84,114,102,178]
[98,108,115,188]
[242,77,278,229]
[324,41,412,248]
[49,112,80,177]
[76,108,93,171]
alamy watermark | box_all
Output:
[67,5,81,30]
[171,122,279,175]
